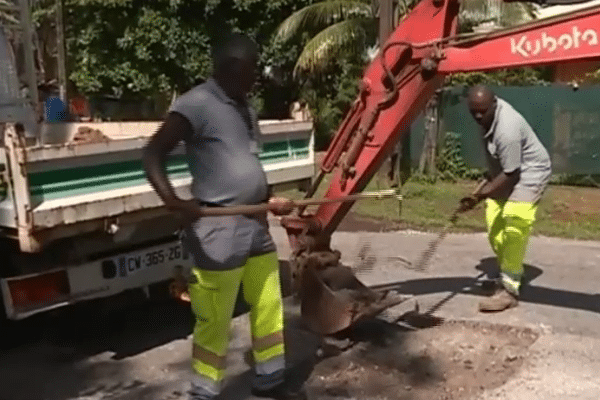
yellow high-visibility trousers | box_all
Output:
[187,251,285,398]
[485,199,538,295]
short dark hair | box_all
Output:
[212,33,258,70]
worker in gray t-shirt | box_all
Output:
[459,85,552,313]
[143,33,305,400]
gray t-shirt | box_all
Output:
[170,78,276,270]
[482,98,552,203]
[169,78,269,206]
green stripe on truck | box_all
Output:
[28,139,311,201]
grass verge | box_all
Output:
[277,173,600,241]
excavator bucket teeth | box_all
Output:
[299,264,410,335]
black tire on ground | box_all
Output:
[0,239,35,348]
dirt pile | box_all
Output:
[71,126,110,144]
[309,319,539,400]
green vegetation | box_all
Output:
[27,0,564,147]
[277,175,600,241]
[32,0,318,119]
[274,0,378,77]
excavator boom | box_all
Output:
[281,0,600,335]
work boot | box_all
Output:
[478,288,518,312]
[251,383,307,400]
[477,278,500,294]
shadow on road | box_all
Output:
[217,346,320,400]
[0,260,302,400]
[2,254,596,400]
[372,257,599,314]
[4,260,295,361]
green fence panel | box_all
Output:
[437,85,600,175]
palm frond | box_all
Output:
[276,0,372,43]
[0,12,18,24]
[395,0,421,18]
[293,17,375,77]
[0,0,18,24]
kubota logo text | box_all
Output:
[511,26,598,58]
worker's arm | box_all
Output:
[473,170,520,201]
[460,128,522,211]
[476,128,522,200]
[143,112,202,219]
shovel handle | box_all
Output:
[472,179,488,196]
[197,189,402,217]
[453,179,489,216]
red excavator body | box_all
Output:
[280,0,600,334]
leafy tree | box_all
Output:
[299,56,364,149]
[448,0,545,86]
[446,67,553,87]
[54,0,314,110]
[276,0,542,149]
[64,1,212,98]
[274,0,379,77]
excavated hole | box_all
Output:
[309,319,539,400]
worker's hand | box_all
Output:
[268,197,295,216]
[472,179,488,197]
[457,195,479,213]
[166,198,204,221]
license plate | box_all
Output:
[101,242,189,279]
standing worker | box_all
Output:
[459,85,552,312]
[143,33,306,400]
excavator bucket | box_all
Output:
[299,262,411,335]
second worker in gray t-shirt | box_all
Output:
[459,85,551,314]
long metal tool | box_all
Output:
[373,180,489,329]
[196,189,402,216]
[408,209,461,272]
[297,182,486,335]
[409,180,487,272]
[169,189,401,304]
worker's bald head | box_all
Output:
[467,85,497,131]
[212,33,259,101]
[213,33,258,70]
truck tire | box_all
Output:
[0,239,34,348]
[0,240,17,347]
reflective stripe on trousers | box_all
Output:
[485,199,538,296]
[188,251,285,397]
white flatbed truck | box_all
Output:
[0,2,314,325]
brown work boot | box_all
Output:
[478,288,518,312]
[251,383,307,400]
[477,278,500,294]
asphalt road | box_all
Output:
[1,222,599,400]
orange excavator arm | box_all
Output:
[283,0,600,244]
[280,0,600,334]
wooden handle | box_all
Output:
[473,179,487,194]
[197,190,402,217]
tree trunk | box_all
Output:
[379,0,412,185]
[419,93,440,175]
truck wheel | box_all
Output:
[0,239,13,328]
[0,239,32,348]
